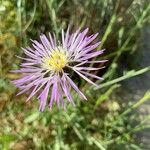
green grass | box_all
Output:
[0,0,150,149]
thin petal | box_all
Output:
[39,81,52,111]
[22,47,40,60]
[64,26,70,47]
[77,42,101,58]
[49,33,55,49]
[72,68,98,87]
[76,70,103,80]
[26,79,48,102]
[77,49,105,61]
[62,29,65,48]
[73,66,105,71]
[61,75,75,105]
[40,34,52,51]
[64,74,87,100]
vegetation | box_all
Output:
[0,0,149,149]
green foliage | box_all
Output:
[0,0,149,149]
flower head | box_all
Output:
[12,27,106,111]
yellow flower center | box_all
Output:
[42,48,68,72]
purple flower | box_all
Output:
[12,27,106,111]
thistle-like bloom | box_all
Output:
[12,27,106,111]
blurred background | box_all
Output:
[0,0,150,149]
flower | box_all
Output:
[12,27,106,111]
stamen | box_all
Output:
[42,47,68,72]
